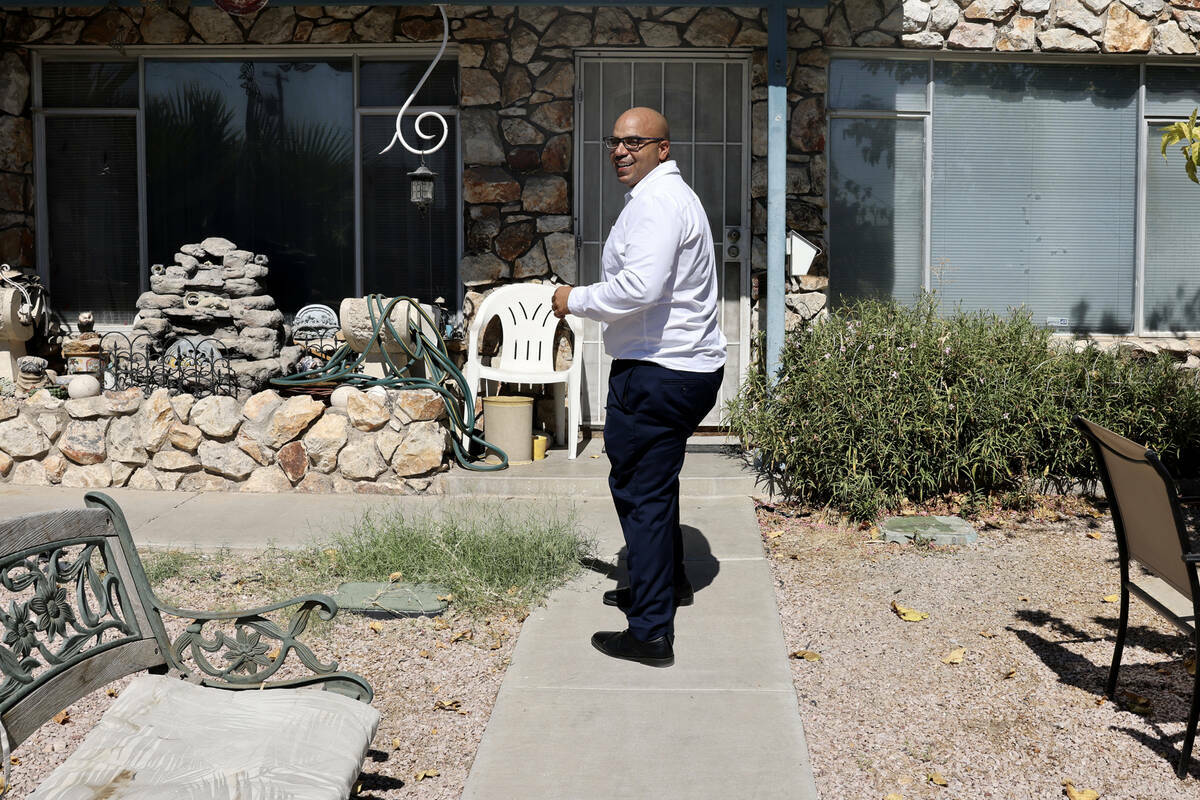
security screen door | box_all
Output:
[574,53,751,428]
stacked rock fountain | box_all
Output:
[131,237,298,390]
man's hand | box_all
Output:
[552,285,573,318]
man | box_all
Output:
[551,107,726,668]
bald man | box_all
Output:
[552,107,726,667]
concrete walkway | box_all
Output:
[0,450,817,800]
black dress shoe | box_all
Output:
[602,582,694,609]
[591,629,674,667]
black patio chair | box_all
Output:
[1074,415,1200,778]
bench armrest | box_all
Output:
[156,594,373,703]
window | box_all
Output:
[36,54,459,326]
[829,57,1200,335]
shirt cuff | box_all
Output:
[566,286,588,316]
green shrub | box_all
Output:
[727,295,1200,518]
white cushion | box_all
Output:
[30,675,380,800]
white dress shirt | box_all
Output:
[567,160,727,373]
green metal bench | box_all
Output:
[0,491,378,799]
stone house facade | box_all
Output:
[3,0,1200,430]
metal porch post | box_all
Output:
[766,0,787,382]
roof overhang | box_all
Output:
[14,0,827,7]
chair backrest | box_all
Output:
[467,284,581,374]
[0,493,170,748]
[1075,416,1195,601]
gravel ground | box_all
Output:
[7,560,524,799]
[760,497,1200,800]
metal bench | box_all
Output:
[0,491,378,799]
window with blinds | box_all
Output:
[828,57,1200,336]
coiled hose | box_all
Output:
[270,294,508,470]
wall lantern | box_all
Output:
[408,164,436,211]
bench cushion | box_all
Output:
[29,675,380,800]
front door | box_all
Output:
[574,52,751,428]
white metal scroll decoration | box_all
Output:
[380,4,450,157]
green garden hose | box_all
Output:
[270,294,508,470]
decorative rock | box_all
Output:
[639,21,681,46]
[110,461,134,488]
[0,52,30,117]
[247,8,296,44]
[542,134,572,173]
[266,395,324,448]
[191,395,242,438]
[1154,21,1197,53]
[241,465,294,493]
[106,417,147,465]
[353,7,395,41]
[36,414,64,442]
[501,118,544,146]
[375,428,404,462]
[964,0,1018,19]
[789,97,825,152]
[0,398,16,422]
[24,390,63,411]
[169,422,203,453]
[541,14,592,46]
[511,25,539,62]
[236,430,274,466]
[190,8,242,43]
[339,437,387,480]
[59,419,108,465]
[1038,27,1101,50]
[462,68,501,106]
[67,375,100,399]
[102,389,144,416]
[0,417,50,459]
[42,452,68,484]
[310,21,352,43]
[152,449,202,472]
[243,389,283,423]
[331,386,360,410]
[515,242,550,279]
[495,222,536,260]
[461,253,509,286]
[136,389,175,452]
[1123,0,1164,17]
[522,177,569,214]
[462,109,505,165]
[10,460,49,486]
[1104,3,1153,51]
[545,233,578,284]
[529,101,573,134]
[348,392,391,432]
[392,421,448,476]
[537,216,572,233]
[61,463,111,489]
[393,389,447,423]
[0,117,32,174]
[464,167,521,204]
[1079,0,1110,12]
[302,413,349,473]
[507,148,542,172]
[127,467,160,490]
[947,20,997,48]
[1048,0,1103,36]
[140,6,190,43]
[365,386,389,405]
[277,441,308,483]
[0,451,11,477]
[786,292,828,320]
[997,15,1037,49]
[224,279,263,298]
[178,472,234,492]
[594,7,638,43]
[198,440,258,481]
[295,472,333,493]
[903,0,933,29]
[684,8,738,45]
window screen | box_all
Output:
[930,62,1137,332]
[828,58,928,112]
[1145,122,1200,332]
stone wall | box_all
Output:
[0,385,450,493]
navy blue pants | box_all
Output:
[604,359,723,641]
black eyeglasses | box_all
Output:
[602,136,666,152]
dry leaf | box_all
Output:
[927,772,948,786]
[1086,532,1103,540]
[1062,780,1099,800]
[589,454,600,459]
[1118,689,1152,716]
[1002,668,1017,679]
[940,647,966,665]
[891,600,929,622]
[437,594,454,602]
[433,618,449,630]
[388,571,404,582]
[266,647,280,661]
[884,795,904,800]
[451,629,473,642]
[323,548,338,559]
[430,727,437,735]
[52,711,70,725]
[419,649,431,658]
[105,688,119,698]
[368,621,384,633]
[765,530,784,539]
[1018,595,1030,602]
[978,631,997,639]
[9,756,19,766]
[489,640,503,650]
[790,650,822,661]
[414,769,440,781]
[434,699,462,711]
[391,738,401,750]
[1101,594,1120,604]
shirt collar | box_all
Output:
[626,160,680,201]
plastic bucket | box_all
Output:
[482,396,534,463]
[532,433,549,461]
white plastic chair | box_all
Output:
[463,284,583,459]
